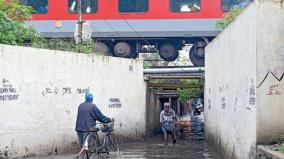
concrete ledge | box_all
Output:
[258,145,284,159]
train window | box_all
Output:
[20,0,48,14]
[68,0,98,14]
[170,0,200,12]
[119,0,148,13]
[221,0,252,12]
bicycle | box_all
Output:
[84,121,120,159]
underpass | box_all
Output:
[19,66,224,159]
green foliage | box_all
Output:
[177,80,203,103]
[177,88,190,103]
[150,79,162,84]
[0,0,43,45]
[149,87,163,94]
[216,6,244,30]
[32,39,96,54]
[272,143,284,154]
[177,88,202,103]
[147,79,203,103]
[278,145,284,154]
[180,79,203,85]
[143,61,151,69]
[0,0,33,21]
[0,11,17,44]
[270,135,284,154]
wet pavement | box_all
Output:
[25,115,222,159]
[26,139,222,159]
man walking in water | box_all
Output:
[75,92,112,158]
[160,102,177,145]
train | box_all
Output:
[22,0,252,66]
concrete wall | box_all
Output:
[205,4,257,159]
[0,45,146,158]
[145,90,160,137]
[205,1,284,159]
[255,1,284,144]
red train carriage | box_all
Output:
[22,0,251,66]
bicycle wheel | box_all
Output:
[105,133,120,156]
[86,133,99,159]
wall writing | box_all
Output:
[76,88,90,94]
[257,71,283,88]
[221,97,226,109]
[0,78,19,101]
[62,87,72,95]
[208,99,211,110]
[257,70,283,96]
[266,84,281,96]
[109,98,122,108]
[249,80,256,105]
[41,82,90,96]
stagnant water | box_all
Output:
[118,138,223,159]
[26,138,222,159]
[26,117,222,159]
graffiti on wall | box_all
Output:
[0,78,19,101]
[249,79,256,105]
[208,99,211,110]
[221,97,226,109]
[266,84,281,96]
[62,87,72,95]
[76,88,90,94]
[219,87,223,93]
[234,97,238,112]
[41,87,59,96]
[257,72,283,88]
[256,68,283,96]
[41,82,90,96]
[109,98,122,108]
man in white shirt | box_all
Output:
[160,102,177,145]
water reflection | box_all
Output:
[117,139,222,159]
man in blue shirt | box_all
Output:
[75,92,112,158]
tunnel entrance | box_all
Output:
[144,66,205,140]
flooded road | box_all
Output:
[27,116,222,159]
[118,139,222,159]
[26,138,222,159]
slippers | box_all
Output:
[73,154,81,159]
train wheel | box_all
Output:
[189,41,206,67]
[159,43,179,61]
[94,42,111,56]
[113,42,136,58]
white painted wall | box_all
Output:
[205,2,284,159]
[205,4,257,159]
[0,45,146,158]
[255,1,284,144]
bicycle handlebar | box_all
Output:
[96,118,115,125]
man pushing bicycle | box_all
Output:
[75,92,113,158]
